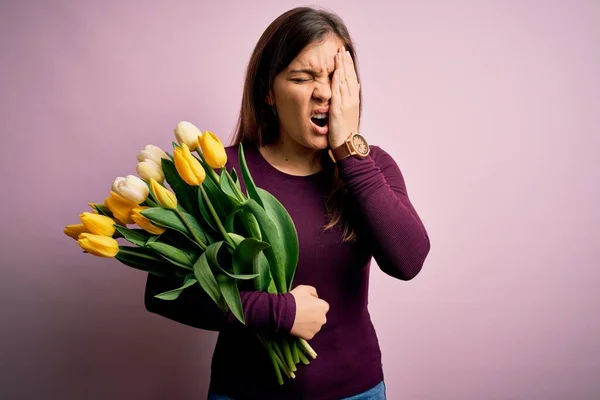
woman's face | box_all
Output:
[268,35,346,152]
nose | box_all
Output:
[312,78,332,103]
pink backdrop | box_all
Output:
[1,0,599,398]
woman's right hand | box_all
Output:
[289,285,330,340]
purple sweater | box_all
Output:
[145,143,430,399]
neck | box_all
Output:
[259,138,323,176]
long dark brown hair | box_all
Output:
[230,6,362,242]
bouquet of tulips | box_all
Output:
[64,121,317,385]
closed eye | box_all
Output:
[291,78,310,83]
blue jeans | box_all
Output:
[208,380,386,399]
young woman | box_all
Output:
[145,6,431,400]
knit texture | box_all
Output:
[144,143,430,400]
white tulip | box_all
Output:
[137,144,168,166]
[111,175,150,204]
[174,121,201,151]
[136,160,165,184]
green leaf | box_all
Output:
[242,199,286,292]
[144,197,159,207]
[141,207,208,245]
[115,246,173,277]
[161,158,199,217]
[220,168,242,205]
[146,242,194,268]
[233,238,272,291]
[203,175,230,219]
[154,275,197,300]
[239,209,262,240]
[114,225,153,247]
[217,274,245,324]
[256,187,299,291]
[230,168,240,187]
[91,204,113,217]
[238,143,263,207]
[197,188,218,233]
[193,249,226,311]
[206,239,260,281]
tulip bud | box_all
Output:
[104,191,137,224]
[131,207,167,235]
[136,160,165,184]
[88,203,99,214]
[64,223,89,240]
[137,144,168,166]
[79,212,116,236]
[174,143,206,186]
[78,233,119,258]
[149,178,177,210]
[174,121,201,151]
[111,175,149,204]
[199,130,227,169]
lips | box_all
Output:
[310,108,329,134]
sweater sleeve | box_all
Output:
[337,145,431,280]
[144,273,296,334]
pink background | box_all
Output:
[1,0,599,399]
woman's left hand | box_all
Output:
[328,47,360,149]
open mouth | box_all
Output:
[311,113,328,127]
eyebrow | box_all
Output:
[288,68,333,76]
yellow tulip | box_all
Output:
[78,233,119,258]
[199,130,227,169]
[64,223,89,240]
[131,207,166,235]
[174,121,201,151]
[104,191,137,224]
[88,202,99,214]
[79,212,116,236]
[174,143,206,186]
[149,178,177,210]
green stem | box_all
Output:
[298,349,310,365]
[258,335,285,385]
[291,339,300,364]
[195,150,221,184]
[299,338,317,359]
[200,186,235,248]
[271,341,294,378]
[282,339,296,372]
[173,209,207,250]
[224,169,246,202]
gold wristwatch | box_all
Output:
[328,132,370,162]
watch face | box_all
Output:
[352,134,369,156]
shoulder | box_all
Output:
[368,144,399,170]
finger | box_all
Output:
[344,50,358,83]
[343,51,357,97]
[337,50,349,98]
[332,68,341,99]
[322,300,330,313]
[338,49,347,87]
[306,286,318,298]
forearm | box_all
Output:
[144,273,296,334]
[338,149,431,280]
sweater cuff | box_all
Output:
[278,292,297,334]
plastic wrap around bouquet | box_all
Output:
[64,121,316,385]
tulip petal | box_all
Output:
[149,179,177,209]
[78,233,119,257]
[64,223,89,240]
[79,212,116,236]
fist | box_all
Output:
[289,285,330,340]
